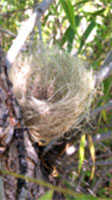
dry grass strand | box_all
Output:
[9,44,95,145]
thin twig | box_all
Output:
[75,174,85,192]
[37,21,43,41]
[79,101,112,125]
[6,0,54,68]
[0,9,27,18]
[91,101,112,116]
[30,0,43,42]
[0,27,16,37]
[92,131,112,144]
[89,160,112,167]
[92,169,107,193]
[85,131,112,147]
[95,152,112,160]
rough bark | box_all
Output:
[0,46,66,200]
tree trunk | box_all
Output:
[0,46,65,200]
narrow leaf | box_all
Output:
[61,15,80,49]
[65,0,75,26]
[78,134,86,174]
[60,0,77,34]
[67,26,75,52]
[61,25,74,46]
[78,20,96,53]
[88,135,95,180]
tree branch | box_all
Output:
[100,50,112,69]
[95,62,112,85]
[92,131,112,144]
[90,101,112,116]
[89,160,112,167]
[95,50,112,85]
[6,0,55,68]
[0,27,16,37]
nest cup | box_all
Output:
[9,44,95,145]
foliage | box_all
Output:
[1,0,112,65]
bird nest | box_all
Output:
[9,44,95,145]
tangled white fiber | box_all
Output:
[9,44,95,145]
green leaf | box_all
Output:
[38,190,53,200]
[61,25,75,52]
[50,4,58,15]
[89,9,105,17]
[67,27,75,52]
[78,20,96,53]
[103,78,112,103]
[61,15,80,51]
[78,134,86,174]
[99,78,112,123]
[65,0,75,26]
[101,110,107,122]
[61,25,71,46]
[75,194,97,200]
[60,0,77,34]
